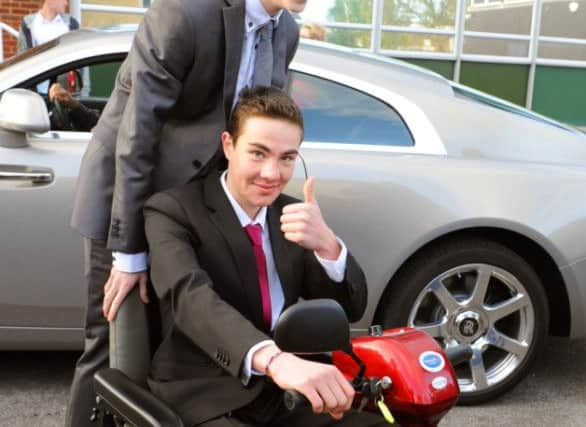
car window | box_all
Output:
[289,71,414,146]
[28,60,122,98]
[21,59,123,132]
[87,61,122,97]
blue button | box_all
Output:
[419,351,445,372]
[423,354,442,368]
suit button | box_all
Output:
[192,159,202,168]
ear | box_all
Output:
[221,131,234,161]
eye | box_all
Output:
[281,154,297,163]
[250,150,265,160]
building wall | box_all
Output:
[81,0,144,28]
[0,0,39,58]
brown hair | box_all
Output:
[228,86,304,142]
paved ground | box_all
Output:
[0,337,585,426]
[442,337,586,426]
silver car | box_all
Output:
[1,28,585,404]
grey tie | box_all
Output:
[253,21,274,87]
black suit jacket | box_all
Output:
[143,172,368,426]
[71,0,300,253]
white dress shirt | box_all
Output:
[218,171,349,384]
[113,0,285,273]
[30,12,69,46]
[30,12,70,94]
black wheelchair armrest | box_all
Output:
[94,368,184,427]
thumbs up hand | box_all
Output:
[303,175,317,205]
[280,177,341,260]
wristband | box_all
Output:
[265,351,284,377]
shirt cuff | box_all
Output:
[314,237,347,283]
[112,251,149,273]
[241,340,274,386]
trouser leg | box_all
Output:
[65,238,111,427]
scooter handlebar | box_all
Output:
[284,390,310,411]
[284,344,471,413]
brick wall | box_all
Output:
[1,1,42,59]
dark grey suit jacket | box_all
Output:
[70,0,299,253]
[143,172,368,426]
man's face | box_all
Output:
[222,116,302,219]
[262,0,308,15]
[46,0,68,14]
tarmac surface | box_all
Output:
[0,337,585,426]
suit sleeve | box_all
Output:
[301,250,368,323]
[69,103,99,132]
[144,192,269,378]
[285,17,300,68]
[283,12,299,88]
[108,0,196,253]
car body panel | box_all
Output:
[0,134,87,349]
[286,147,586,335]
[560,258,586,337]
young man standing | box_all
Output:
[17,0,78,54]
[144,86,386,427]
[67,1,307,426]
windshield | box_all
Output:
[0,39,59,72]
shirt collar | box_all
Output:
[220,171,267,230]
[35,11,65,25]
[245,0,283,34]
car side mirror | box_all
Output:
[274,299,352,354]
[0,89,50,148]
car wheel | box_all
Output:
[379,238,549,404]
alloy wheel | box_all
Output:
[407,263,534,394]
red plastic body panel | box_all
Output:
[333,328,459,427]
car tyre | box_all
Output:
[379,238,549,404]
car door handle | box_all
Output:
[0,164,54,184]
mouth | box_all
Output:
[254,183,279,193]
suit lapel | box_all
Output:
[222,0,245,120]
[203,172,266,330]
[267,203,297,307]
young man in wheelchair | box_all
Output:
[142,87,387,427]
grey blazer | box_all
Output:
[143,171,368,426]
[70,0,300,253]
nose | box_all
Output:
[260,160,279,181]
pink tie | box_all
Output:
[244,224,272,331]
